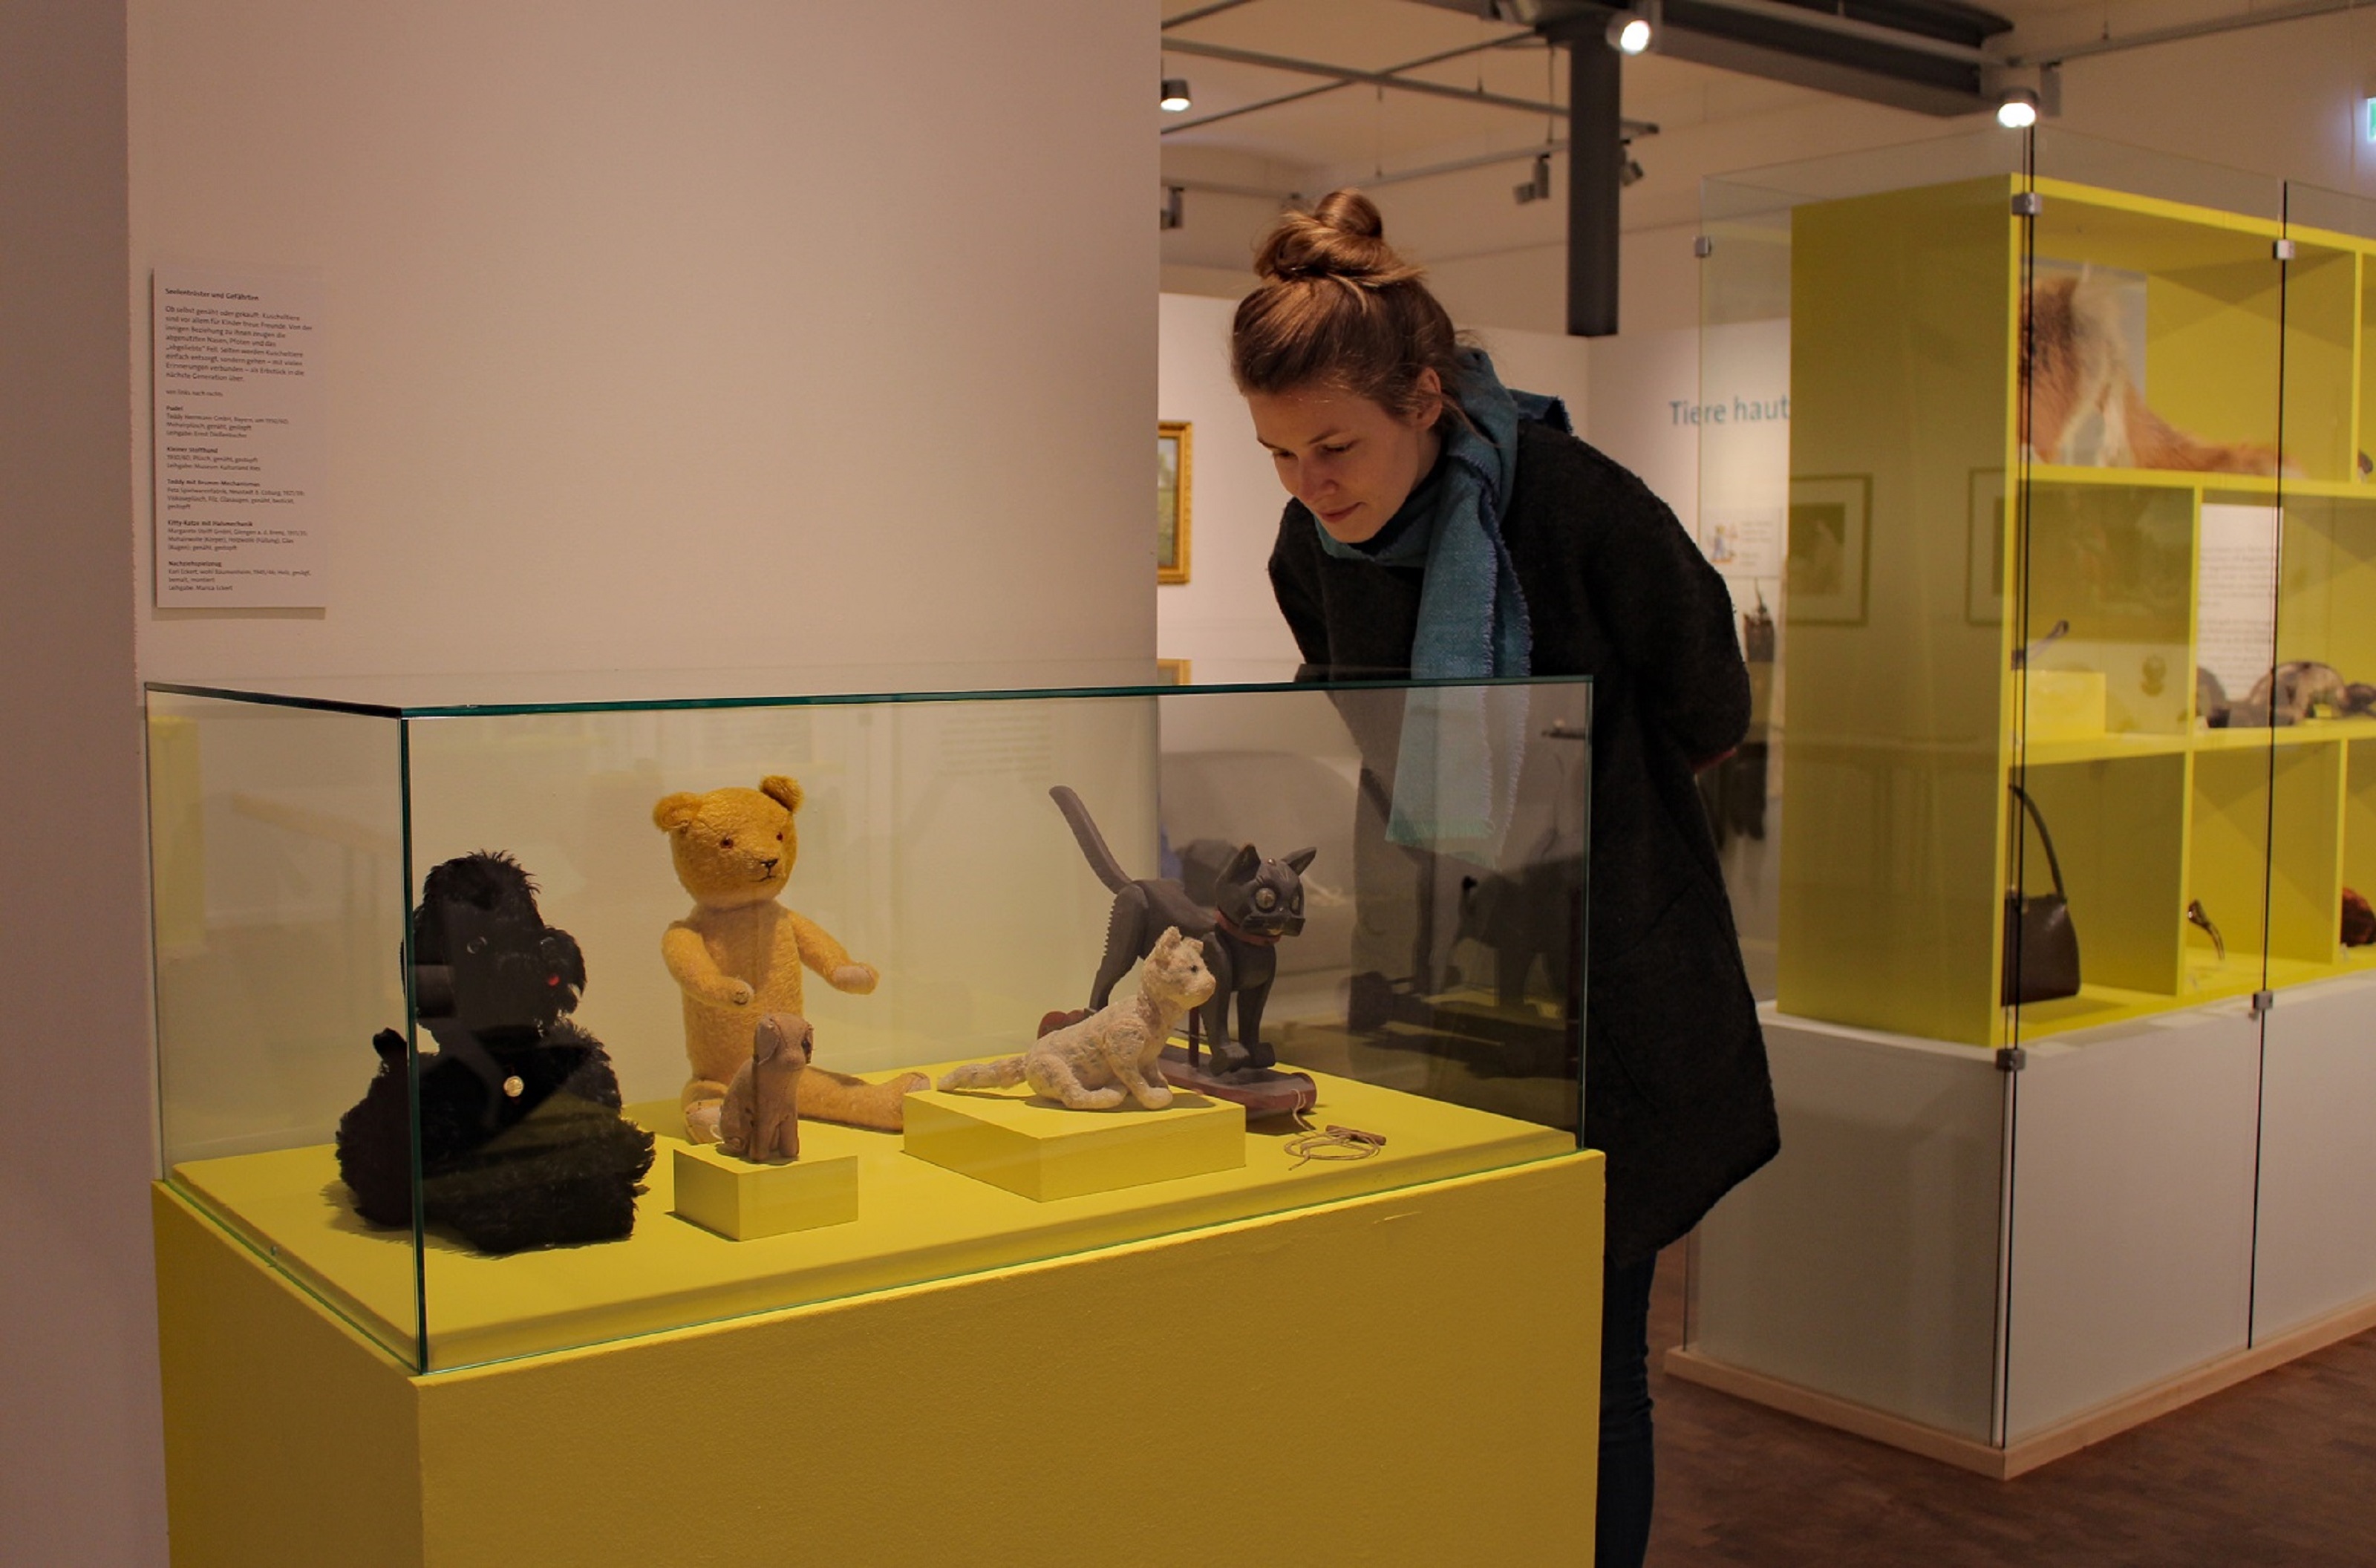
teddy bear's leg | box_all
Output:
[794,1069,925,1132]
[682,1077,729,1144]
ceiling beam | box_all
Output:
[1163,36,1567,118]
[1161,32,1656,136]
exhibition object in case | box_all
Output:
[1685,128,2376,1473]
[144,664,1592,1373]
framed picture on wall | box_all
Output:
[1786,474,1871,626]
[1158,420,1192,586]
[1965,468,2006,625]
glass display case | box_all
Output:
[1682,128,2376,1469]
[146,666,1591,1373]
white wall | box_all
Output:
[0,7,164,1565]
[1155,291,1594,673]
[130,1,1153,682]
[5,5,1155,1563]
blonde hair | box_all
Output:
[1230,189,1466,419]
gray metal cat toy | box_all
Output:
[1050,785,1313,1074]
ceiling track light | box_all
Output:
[1160,77,1192,113]
[1513,152,1554,206]
[1605,5,1656,57]
[1997,86,2040,129]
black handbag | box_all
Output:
[2002,783,2082,1006]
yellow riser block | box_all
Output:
[902,1085,1245,1200]
[670,1144,859,1240]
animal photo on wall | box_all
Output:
[2024,263,2279,475]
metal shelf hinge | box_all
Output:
[1694,235,1714,258]
[2274,238,2297,261]
[2251,990,2277,1018]
[1996,1046,2027,1073]
[2011,192,2043,218]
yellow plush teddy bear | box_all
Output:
[653,775,925,1143]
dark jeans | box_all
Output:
[1598,1253,1659,1568]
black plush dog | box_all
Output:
[334,852,654,1255]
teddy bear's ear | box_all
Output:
[653,794,702,833]
[760,775,805,815]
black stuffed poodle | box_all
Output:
[335,852,655,1255]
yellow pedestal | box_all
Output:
[670,1145,859,1240]
[903,1085,1245,1200]
[157,1150,1604,1568]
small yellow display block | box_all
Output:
[671,1145,858,1241]
[2020,669,2107,742]
[904,1088,1245,1201]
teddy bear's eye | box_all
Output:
[719,837,734,850]
[774,832,784,842]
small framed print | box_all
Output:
[1155,657,1192,686]
[1966,468,2006,625]
[1786,473,1872,626]
[1158,421,1192,586]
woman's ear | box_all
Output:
[1409,365,1445,428]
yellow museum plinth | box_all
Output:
[155,1150,1605,1568]
[670,1144,859,1240]
[901,1085,1245,1200]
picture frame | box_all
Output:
[1158,420,1192,586]
[1965,468,2006,625]
[1786,473,1872,626]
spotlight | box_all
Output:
[1160,78,1192,113]
[1605,8,1654,56]
[1513,154,1554,206]
[1997,88,2040,129]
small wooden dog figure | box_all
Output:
[718,1013,811,1163]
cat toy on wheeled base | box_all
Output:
[1045,783,1322,1118]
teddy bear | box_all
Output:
[653,775,927,1142]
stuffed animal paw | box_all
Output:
[829,963,878,994]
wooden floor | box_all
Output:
[1646,1247,2376,1566]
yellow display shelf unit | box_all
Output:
[1781,172,2376,1048]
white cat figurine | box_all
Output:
[937,927,1215,1111]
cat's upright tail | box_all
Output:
[1050,785,1132,893]
[936,1056,1028,1091]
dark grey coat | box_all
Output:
[1268,419,1780,1264]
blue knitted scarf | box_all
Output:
[1313,350,1567,848]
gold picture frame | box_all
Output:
[1158,420,1192,585]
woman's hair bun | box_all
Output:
[1254,189,1419,288]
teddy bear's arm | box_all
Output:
[786,911,878,994]
[662,922,754,1008]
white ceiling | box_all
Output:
[1157,0,2311,187]
[1153,0,2345,331]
